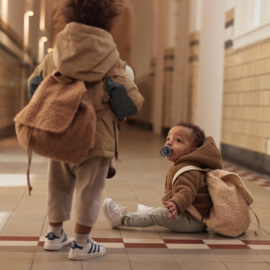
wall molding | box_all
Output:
[221,143,270,176]
[233,22,270,50]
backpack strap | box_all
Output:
[172,165,207,223]
[172,165,207,186]
[249,207,261,235]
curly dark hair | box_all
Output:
[177,121,206,148]
[54,0,128,32]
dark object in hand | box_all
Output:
[107,167,116,179]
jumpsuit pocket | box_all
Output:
[112,120,118,159]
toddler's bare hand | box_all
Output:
[162,201,178,219]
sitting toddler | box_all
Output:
[103,121,222,233]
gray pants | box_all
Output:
[47,156,110,227]
[124,207,207,233]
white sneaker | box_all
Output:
[44,229,70,251]
[68,239,106,260]
[137,204,154,212]
[103,198,127,228]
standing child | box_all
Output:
[103,122,222,233]
[28,0,144,261]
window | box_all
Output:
[233,0,270,49]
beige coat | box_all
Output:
[162,137,223,220]
[28,22,144,160]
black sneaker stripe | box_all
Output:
[88,243,93,254]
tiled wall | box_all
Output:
[0,17,32,139]
[0,48,21,131]
[162,48,174,129]
[187,31,200,123]
[222,9,270,156]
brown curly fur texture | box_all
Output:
[14,74,96,165]
[54,0,128,32]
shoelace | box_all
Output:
[114,204,127,218]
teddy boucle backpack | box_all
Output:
[14,71,109,195]
[173,165,260,238]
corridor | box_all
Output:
[0,124,270,270]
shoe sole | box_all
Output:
[68,249,106,260]
[44,238,70,251]
[102,199,118,229]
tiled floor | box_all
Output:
[0,124,270,270]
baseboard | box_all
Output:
[221,143,270,176]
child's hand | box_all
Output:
[162,201,178,219]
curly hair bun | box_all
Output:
[54,0,128,32]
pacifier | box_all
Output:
[160,146,171,157]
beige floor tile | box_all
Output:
[0,258,33,270]
[216,254,265,263]
[128,253,174,261]
[0,224,43,236]
[239,231,270,240]
[0,251,35,260]
[120,227,161,239]
[89,253,128,262]
[130,261,180,270]
[259,254,270,262]
[177,262,228,270]
[82,261,131,270]
[32,260,82,270]
[158,231,201,240]
[172,254,220,262]
[224,262,270,270]
[90,229,122,238]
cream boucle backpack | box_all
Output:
[173,165,260,238]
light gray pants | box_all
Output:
[47,156,110,227]
[124,207,207,233]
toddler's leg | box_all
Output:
[47,159,76,223]
[67,157,109,261]
[45,159,75,251]
[124,207,207,233]
[74,156,110,228]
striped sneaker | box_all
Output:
[103,198,127,228]
[68,239,106,260]
[44,229,70,251]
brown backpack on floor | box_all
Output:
[14,71,109,195]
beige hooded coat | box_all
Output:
[28,22,144,160]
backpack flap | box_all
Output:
[206,169,253,237]
[14,71,96,165]
[14,73,88,134]
[216,171,254,206]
